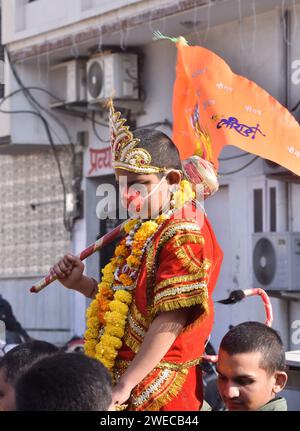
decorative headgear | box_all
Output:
[108,99,168,174]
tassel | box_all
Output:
[152,30,188,45]
[153,290,208,316]
[217,290,245,304]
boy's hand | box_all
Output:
[111,381,132,407]
[49,254,84,289]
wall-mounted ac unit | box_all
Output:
[252,232,300,290]
[50,59,87,107]
[86,53,138,103]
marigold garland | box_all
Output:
[84,180,194,371]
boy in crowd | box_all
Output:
[216,321,288,411]
[0,340,59,410]
[15,352,113,411]
[50,100,223,410]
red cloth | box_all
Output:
[115,202,223,410]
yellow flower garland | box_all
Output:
[84,180,194,371]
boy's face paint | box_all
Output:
[115,170,171,218]
[121,188,142,211]
[216,349,287,411]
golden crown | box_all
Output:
[108,99,168,174]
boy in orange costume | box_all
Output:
[51,101,223,410]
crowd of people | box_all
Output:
[0,322,288,411]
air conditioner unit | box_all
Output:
[50,59,87,107]
[252,232,300,290]
[86,53,138,103]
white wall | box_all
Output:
[188,8,285,103]
[7,61,87,145]
[136,39,176,129]
[1,0,145,45]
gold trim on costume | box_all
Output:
[146,220,202,310]
[153,285,208,315]
[154,281,207,303]
[174,248,211,276]
[114,357,203,410]
[172,233,205,248]
[131,369,172,407]
[154,272,206,292]
[123,303,151,353]
[131,368,188,410]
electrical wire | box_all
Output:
[2,82,173,139]
[291,99,300,113]
[219,155,259,175]
[218,152,251,161]
[6,49,76,158]
[1,81,173,131]
[0,87,72,232]
[138,119,173,131]
[0,103,71,231]
[91,110,110,143]
[0,87,71,146]
[1,51,174,233]
[3,49,88,232]
[13,85,110,128]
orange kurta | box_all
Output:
[114,201,223,410]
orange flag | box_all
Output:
[172,38,300,176]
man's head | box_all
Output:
[15,353,113,411]
[217,322,287,411]
[115,129,183,218]
[0,340,59,411]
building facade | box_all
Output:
[0,0,300,406]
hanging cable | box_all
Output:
[0,87,70,145]
[291,99,300,113]
[5,48,75,157]
[5,48,75,231]
[219,156,259,175]
[219,152,251,161]
[91,111,110,143]
[0,102,71,231]
[138,119,173,131]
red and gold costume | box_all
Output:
[113,201,223,410]
[84,99,223,411]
